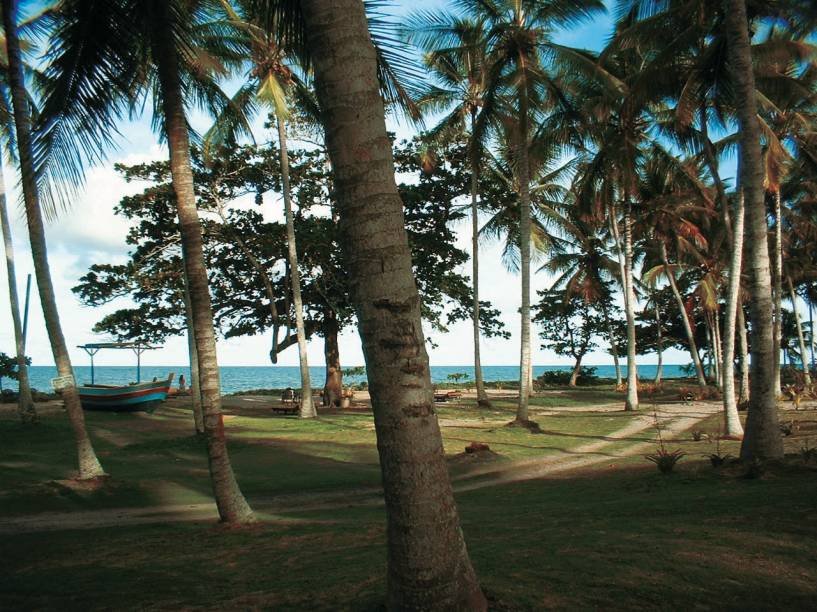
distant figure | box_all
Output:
[152,376,158,382]
[178,374,187,393]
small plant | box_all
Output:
[646,448,686,473]
[646,407,685,473]
[707,427,731,467]
[691,429,707,442]
[800,439,816,463]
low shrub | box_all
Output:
[536,367,598,387]
[646,448,686,474]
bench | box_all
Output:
[434,391,463,403]
[271,405,299,415]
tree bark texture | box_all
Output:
[654,301,663,386]
[469,110,490,407]
[300,2,486,609]
[323,310,343,407]
[724,0,783,460]
[722,192,745,437]
[2,0,104,477]
[622,202,639,410]
[181,272,204,435]
[516,84,532,422]
[788,277,812,387]
[772,190,783,396]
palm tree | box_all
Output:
[463,0,604,422]
[208,0,315,417]
[39,0,253,520]
[0,22,35,424]
[403,12,494,407]
[298,0,486,608]
[2,0,103,475]
[0,165,35,423]
[724,0,783,460]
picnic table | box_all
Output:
[434,390,463,403]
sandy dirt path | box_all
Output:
[0,402,719,535]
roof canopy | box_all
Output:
[77,342,160,351]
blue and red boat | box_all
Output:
[76,342,174,412]
[79,375,175,412]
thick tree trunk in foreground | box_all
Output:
[3,0,103,477]
[722,192,745,438]
[300,1,486,608]
[277,117,316,418]
[0,160,36,424]
[181,272,204,435]
[323,310,343,407]
[151,0,252,521]
[661,242,707,387]
[469,111,489,407]
[516,89,532,422]
[725,0,783,461]
[772,190,783,397]
[788,277,812,387]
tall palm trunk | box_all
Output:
[722,192,745,437]
[738,304,750,402]
[772,190,783,396]
[654,300,663,386]
[276,116,315,418]
[2,0,103,478]
[300,2,486,608]
[603,311,622,386]
[660,242,707,387]
[788,277,812,387]
[151,0,252,522]
[181,272,204,434]
[516,84,532,422]
[713,310,723,389]
[725,0,783,461]
[469,109,489,407]
[622,201,639,410]
[0,159,35,423]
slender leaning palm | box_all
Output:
[404,12,494,407]
[0,19,38,424]
[460,0,605,421]
[2,0,104,474]
[207,0,316,417]
[38,0,253,520]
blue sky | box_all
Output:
[0,0,708,369]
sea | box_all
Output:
[10,364,691,395]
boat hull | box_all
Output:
[79,376,174,412]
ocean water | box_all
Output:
[10,364,691,395]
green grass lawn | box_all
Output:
[2,389,816,610]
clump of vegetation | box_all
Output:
[691,429,707,442]
[707,429,732,467]
[678,386,721,402]
[646,448,686,474]
[536,367,598,387]
[446,372,470,386]
[646,408,685,474]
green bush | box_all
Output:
[536,367,598,386]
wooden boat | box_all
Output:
[79,374,175,412]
